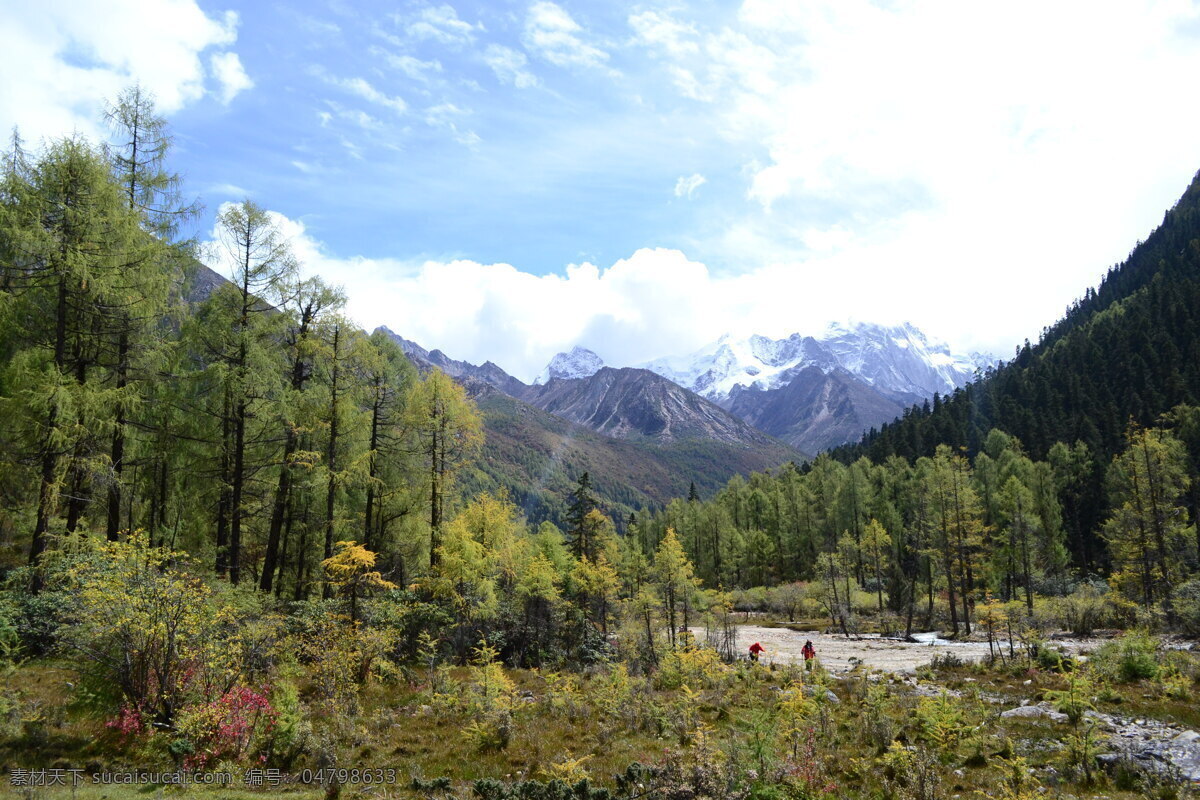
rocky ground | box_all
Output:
[729,624,1093,673]
[720,624,1200,786]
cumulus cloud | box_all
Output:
[0,0,246,142]
[205,205,1002,381]
[523,2,610,70]
[483,44,539,88]
[617,0,1200,357]
[209,51,252,104]
[674,173,706,198]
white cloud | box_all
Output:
[326,75,407,114]
[616,0,1200,357]
[319,101,382,130]
[674,173,706,198]
[207,206,1005,380]
[209,51,252,104]
[373,49,443,81]
[629,10,699,57]
[483,44,539,88]
[424,103,480,148]
[523,2,610,70]
[404,4,479,45]
[208,182,249,198]
[0,1,244,143]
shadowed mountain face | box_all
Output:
[182,261,225,302]
[376,327,528,398]
[376,327,804,523]
[522,367,790,446]
[722,366,907,454]
[378,327,800,453]
[463,381,801,528]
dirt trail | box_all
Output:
[733,625,1089,673]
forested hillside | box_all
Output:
[377,328,804,527]
[465,384,800,530]
[835,171,1200,521]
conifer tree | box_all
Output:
[100,84,191,542]
[360,331,416,552]
[404,368,482,568]
[861,518,891,613]
[566,471,598,559]
[260,277,343,592]
[0,136,152,589]
[197,199,296,583]
[1104,426,1195,618]
[653,528,698,648]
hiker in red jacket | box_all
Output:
[802,640,816,670]
[748,642,765,662]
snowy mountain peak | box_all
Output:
[642,323,992,403]
[536,346,605,384]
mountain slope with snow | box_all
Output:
[641,322,993,452]
[643,322,989,403]
[536,346,605,384]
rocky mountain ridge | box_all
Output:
[529,321,992,453]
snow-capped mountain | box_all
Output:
[383,321,995,456]
[637,322,995,453]
[643,322,991,404]
[536,346,605,384]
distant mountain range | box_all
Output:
[643,323,991,402]
[375,320,989,522]
[376,327,802,526]
[186,259,985,523]
[520,322,992,454]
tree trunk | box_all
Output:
[216,386,231,577]
[323,326,341,599]
[105,330,129,541]
[364,387,381,549]
[260,426,296,592]
[230,396,247,585]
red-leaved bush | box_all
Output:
[105,705,146,742]
[177,686,278,770]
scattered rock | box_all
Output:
[1000,702,1068,723]
[1089,710,1200,784]
[1002,705,1047,720]
[800,685,840,704]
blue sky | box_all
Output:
[171,0,751,271]
[6,1,1200,380]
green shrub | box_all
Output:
[1052,581,1117,636]
[1093,629,1160,683]
[0,594,20,664]
[1173,578,1200,637]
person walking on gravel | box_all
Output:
[749,642,765,662]
[802,640,816,671]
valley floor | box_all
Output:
[730,624,1098,673]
